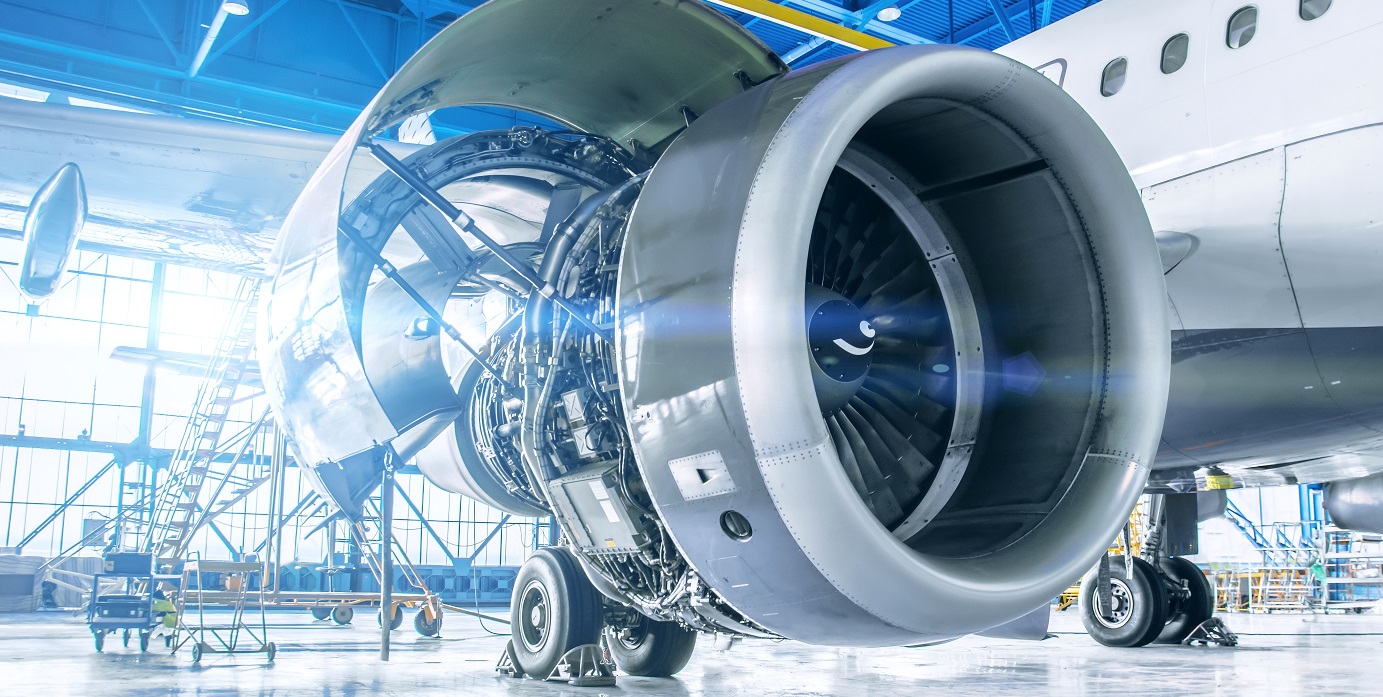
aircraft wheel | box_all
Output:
[1079,556,1167,647]
[605,615,697,677]
[1155,557,1215,644]
[510,548,602,679]
[331,605,354,625]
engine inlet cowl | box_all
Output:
[617,45,1170,646]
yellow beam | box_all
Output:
[706,0,895,52]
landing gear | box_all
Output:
[1156,556,1215,644]
[1079,556,1167,647]
[1083,492,1230,648]
[509,548,603,679]
[605,615,698,677]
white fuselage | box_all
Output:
[999,0,1383,332]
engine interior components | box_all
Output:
[262,0,1169,650]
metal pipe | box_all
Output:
[187,2,249,79]
[379,448,395,661]
[392,480,462,568]
[365,141,612,343]
[14,458,118,554]
[704,0,893,51]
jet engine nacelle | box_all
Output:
[1326,474,1383,534]
[262,0,1169,647]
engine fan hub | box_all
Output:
[806,284,874,412]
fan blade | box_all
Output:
[834,411,904,525]
[868,363,954,406]
[840,216,894,293]
[861,380,949,431]
[859,262,929,315]
[857,387,946,461]
[843,403,921,508]
[850,397,937,485]
[848,234,915,302]
[826,414,873,511]
[871,341,951,370]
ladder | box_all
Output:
[140,277,263,569]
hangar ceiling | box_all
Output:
[0,0,1101,134]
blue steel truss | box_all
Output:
[0,0,1103,134]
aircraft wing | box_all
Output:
[0,99,403,274]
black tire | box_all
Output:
[414,609,442,637]
[510,548,603,679]
[267,642,277,662]
[605,615,698,677]
[378,605,404,630]
[331,605,354,625]
[1155,557,1214,644]
[191,642,204,663]
[310,606,331,621]
[94,631,104,652]
[139,631,150,652]
[1079,556,1167,648]
[122,629,131,648]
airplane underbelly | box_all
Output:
[1157,326,1383,470]
[1148,123,1383,474]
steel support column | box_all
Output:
[378,447,395,661]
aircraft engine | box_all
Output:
[262,0,1169,649]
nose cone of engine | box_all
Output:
[806,284,873,412]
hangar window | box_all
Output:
[1226,7,1257,49]
[1100,57,1128,97]
[1300,0,1331,21]
[1161,33,1190,74]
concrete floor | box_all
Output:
[1,608,1380,696]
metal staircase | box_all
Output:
[140,277,264,570]
[1224,499,1318,567]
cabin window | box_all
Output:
[1227,7,1257,49]
[1100,58,1128,97]
[1300,0,1331,21]
[1161,34,1190,74]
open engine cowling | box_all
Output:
[261,0,1168,648]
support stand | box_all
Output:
[1183,617,1239,647]
[379,447,395,662]
[546,644,617,687]
[495,640,522,678]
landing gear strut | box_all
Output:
[1081,493,1229,648]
